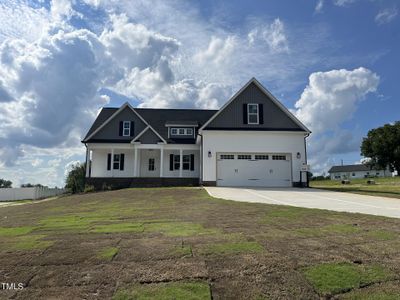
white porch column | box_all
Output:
[160,147,164,177]
[134,147,138,177]
[111,148,114,177]
[85,147,90,177]
[179,149,183,178]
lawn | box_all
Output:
[310,176,400,199]
[0,187,400,299]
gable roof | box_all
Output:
[199,78,311,133]
[83,106,217,144]
[135,108,217,144]
[328,164,384,173]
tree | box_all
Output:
[361,121,400,174]
[65,162,86,193]
[0,179,12,188]
[21,183,44,188]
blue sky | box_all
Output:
[0,0,398,186]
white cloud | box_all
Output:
[315,0,324,13]
[294,67,379,174]
[375,7,398,25]
[248,18,289,54]
[194,36,236,66]
[295,67,379,134]
[333,0,357,7]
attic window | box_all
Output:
[247,104,259,124]
[123,121,131,136]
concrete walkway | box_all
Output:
[205,187,400,218]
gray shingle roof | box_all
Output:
[328,164,382,173]
[83,107,217,144]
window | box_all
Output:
[220,154,234,160]
[248,104,259,124]
[238,154,252,160]
[123,121,131,136]
[113,154,120,169]
[172,154,192,170]
[272,155,286,160]
[183,155,190,170]
[170,127,194,136]
[174,155,180,170]
[376,172,380,175]
[148,158,155,171]
[255,155,269,160]
[352,173,356,176]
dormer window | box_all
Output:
[170,127,194,136]
[123,121,131,136]
[247,104,259,124]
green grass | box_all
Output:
[365,230,398,241]
[0,226,35,236]
[91,222,144,233]
[170,245,192,257]
[296,224,361,237]
[97,247,119,260]
[310,177,400,199]
[3,235,54,251]
[201,241,263,255]
[39,215,102,231]
[144,221,220,237]
[304,262,393,296]
[113,281,211,300]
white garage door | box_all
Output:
[216,153,292,187]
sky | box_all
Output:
[0,0,398,187]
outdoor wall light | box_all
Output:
[296,152,301,159]
[208,151,212,158]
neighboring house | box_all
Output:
[82,78,311,188]
[328,164,391,180]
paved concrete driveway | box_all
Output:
[205,187,400,218]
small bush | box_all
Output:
[84,184,95,193]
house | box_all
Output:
[328,164,391,180]
[82,78,311,189]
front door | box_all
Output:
[140,149,160,177]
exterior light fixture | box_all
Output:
[296,152,301,159]
[208,151,212,158]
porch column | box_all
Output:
[111,148,114,177]
[134,147,138,177]
[85,147,90,178]
[179,149,183,178]
[160,147,164,177]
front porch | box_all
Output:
[85,143,201,186]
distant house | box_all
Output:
[328,164,391,180]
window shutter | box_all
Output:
[190,154,194,171]
[120,154,125,171]
[107,153,111,170]
[243,104,248,124]
[130,121,135,137]
[119,121,123,136]
[169,154,174,171]
[259,103,264,124]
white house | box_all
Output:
[82,78,311,188]
[328,164,391,180]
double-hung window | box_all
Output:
[122,121,131,136]
[247,104,259,124]
[182,155,190,170]
[113,154,120,169]
[173,155,180,170]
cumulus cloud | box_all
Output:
[375,7,398,25]
[294,67,379,174]
[295,67,379,134]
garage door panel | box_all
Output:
[217,153,291,187]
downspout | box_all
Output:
[304,133,310,187]
[198,131,203,185]
[84,143,89,179]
